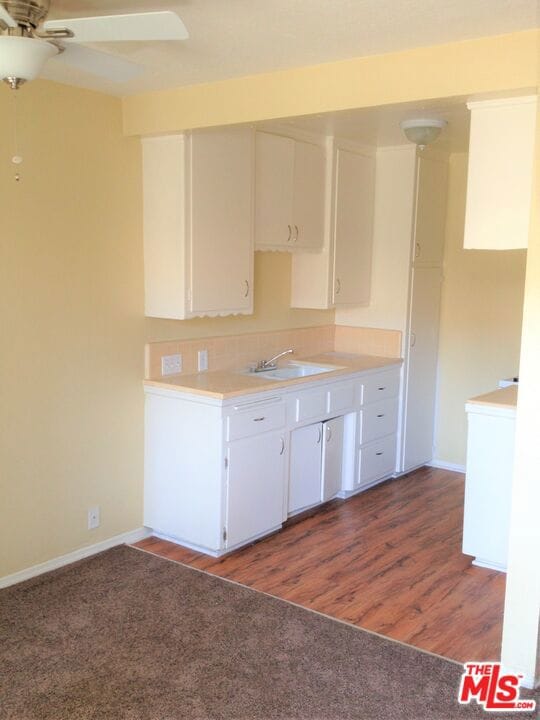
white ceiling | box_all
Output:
[39,0,540,96]
[260,96,471,153]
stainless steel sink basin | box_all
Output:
[244,362,343,381]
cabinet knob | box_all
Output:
[376,414,385,418]
[375,451,384,456]
[253,416,265,422]
[244,280,249,298]
[377,386,386,391]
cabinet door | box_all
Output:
[332,149,375,305]
[413,155,448,267]
[226,431,285,548]
[463,96,536,250]
[190,127,254,315]
[321,416,344,502]
[402,267,442,471]
[289,423,323,514]
[293,140,325,249]
[255,133,295,249]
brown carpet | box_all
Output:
[1,546,537,720]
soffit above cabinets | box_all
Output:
[259,97,471,153]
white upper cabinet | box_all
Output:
[142,127,254,319]
[292,139,326,249]
[332,148,375,306]
[255,132,325,251]
[254,133,295,249]
[464,95,537,250]
[291,142,375,309]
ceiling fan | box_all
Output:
[0,0,189,89]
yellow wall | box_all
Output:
[146,252,334,342]
[0,81,144,577]
[0,82,332,579]
[123,30,538,136]
[435,153,526,466]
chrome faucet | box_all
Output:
[253,348,294,372]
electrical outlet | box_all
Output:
[161,353,182,376]
[88,506,100,530]
[198,349,208,372]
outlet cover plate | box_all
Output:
[161,353,182,376]
[88,506,100,530]
[198,349,208,372]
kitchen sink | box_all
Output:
[245,362,343,380]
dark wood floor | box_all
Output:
[134,467,506,663]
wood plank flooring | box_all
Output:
[134,467,506,663]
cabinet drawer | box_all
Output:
[226,400,286,441]
[294,389,327,423]
[358,434,397,486]
[327,382,355,415]
[361,369,400,405]
[358,398,399,445]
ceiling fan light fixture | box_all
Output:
[0,34,57,88]
[400,118,447,149]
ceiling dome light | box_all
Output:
[0,35,58,89]
[400,118,447,150]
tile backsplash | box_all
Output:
[334,325,402,359]
[145,324,401,379]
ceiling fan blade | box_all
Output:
[0,2,17,28]
[43,10,189,43]
[51,44,143,83]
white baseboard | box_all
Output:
[428,459,466,474]
[0,527,151,590]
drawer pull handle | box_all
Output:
[326,426,332,442]
[317,427,322,444]
[280,437,285,455]
[377,386,386,391]
[377,414,385,418]
[287,224,292,242]
[375,451,384,456]
[253,416,265,422]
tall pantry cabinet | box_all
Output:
[401,153,448,472]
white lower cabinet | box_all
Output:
[357,369,400,490]
[340,367,401,496]
[358,435,398,488]
[463,398,516,571]
[321,417,344,501]
[289,423,323,514]
[144,362,401,556]
[226,432,286,548]
[288,416,344,515]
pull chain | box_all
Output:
[12,91,23,182]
